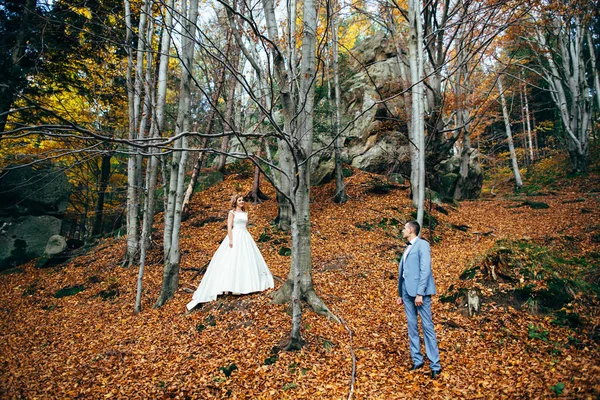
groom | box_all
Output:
[397,220,442,379]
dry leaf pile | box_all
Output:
[1,168,599,399]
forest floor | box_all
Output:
[1,159,599,399]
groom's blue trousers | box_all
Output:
[402,281,441,371]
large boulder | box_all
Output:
[0,215,63,271]
[433,150,483,200]
[340,32,409,174]
[0,164,71,217]
[349,133,410,173]
[0,164,71,271]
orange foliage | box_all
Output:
[1,168,599,398]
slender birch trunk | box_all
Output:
[498,76,523,189]
[136,0,174,313]
[524,84,534,162]
[331,0,347,204]
[180,30,232,220]
[217,42,241,172]
[155,0,198,307]
[408,0,426,229]
[122,0,150,267]
[587,31,600,119]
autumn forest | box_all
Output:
[0,0,599,397]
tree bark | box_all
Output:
[331,0,347,204]
[408,0,426,229]
[180,29,232,221]
[261,0,294,231]
[122,0,150,267]
[533,16,591,174]
[216,42,241,172]
[92,153,112,236]
[0,0,37,132]
[136,0,174,314]
[498,76,523,189]
[155,0,197,307]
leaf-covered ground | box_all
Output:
[1,167,599,399]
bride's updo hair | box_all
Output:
[230,193,247,212]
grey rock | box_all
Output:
[45,235,68,256]
[425,188,444,206]
[388,173,405,184]
[36,235,68,268]
[311,158,335,186]
[0,215,62,271]
[0,164,71,217]
[350,134,409,174]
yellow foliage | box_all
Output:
[71,6,92,20]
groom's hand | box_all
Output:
[415,295,423,306]
[397,297,403,306]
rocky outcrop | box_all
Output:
[0,164,70,216]
[309,32,409,185]
[0,215,63,270]
[219,32,482,195]
[434,151,483,200]
[0,164,71,270]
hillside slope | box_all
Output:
[1,168,599,399]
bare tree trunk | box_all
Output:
[136,0,174,314]
[262,0,293,231]
[533,17,591,174]
[0,0,36,133]
[92,153,112,236]
[122,0,150,267]
[498,76,523,189]
[452,19,473,201]
[523,82,534,163]
[155,0,198,307]
[588,31,600,116]
[408,0,426,229]
[519,82,531,166]
[331,0,347,204]
[180,31,232,220]
[387,11,415,201]
[246,137,270,202]
[262,0,336,347]
[216,42,241,172]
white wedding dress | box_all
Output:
[186,211,274,310]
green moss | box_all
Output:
[410,210,438,229]
[459,267,479,280]
[551,310,582,329]
[54,285,85,298]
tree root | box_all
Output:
[271,281,340,323]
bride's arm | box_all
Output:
[227,211,234,247]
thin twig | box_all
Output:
[336,311,356,400]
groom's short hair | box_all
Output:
[407,220,420,236]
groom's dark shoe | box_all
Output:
[431,369,442,379]
[409,363,424,371]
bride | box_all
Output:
[186,194,274,310]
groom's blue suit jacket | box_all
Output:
[398,238,437,297]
